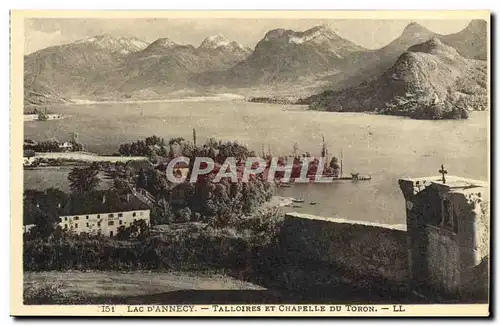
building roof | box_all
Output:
[61,190,149,216]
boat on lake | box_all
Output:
[276,182,292,188]
[332,173,372,181]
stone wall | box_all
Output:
[399,176,489,301]
[276,175,488,303]
[280,213,409,293]
[424,225,460,296]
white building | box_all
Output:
[23,156,36,166]
[23,149,36,166]
[23,224,36,234]
[59,191,150,237]
[58,142,73,152]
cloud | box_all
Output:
[24,20,66,54]
[25,29,64,54]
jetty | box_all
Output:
[289,173,372,182]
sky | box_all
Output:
[24,18,472,54]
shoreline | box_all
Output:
[24,114,65,122]
[27,151,148,163]
[68,93,247,105]
[264,196,294,209]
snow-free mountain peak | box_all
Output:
[401,22,434,38]
[465,19,487,31]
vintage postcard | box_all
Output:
[10,10,490,317]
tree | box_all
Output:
[116,225,131,240]
[176,207,192,223]
[118,136,167,157]
[147,169,168,200]
[33,139,61,152]
[136,168,147,189]
[151,199,175,225]
[192,128,197,148]
[24,149,35,158]
[129,219,150,240]
[70,132,85,152]
[115,220,149,240]
[68,163,101,195]
[112,177,130,194]
[329,157,341,176]
[29,215,62,239]
[23,188,67,240]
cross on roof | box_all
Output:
[439,164,448,184]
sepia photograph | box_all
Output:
[10,10,490,317]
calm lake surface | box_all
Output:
[24,100,489,225]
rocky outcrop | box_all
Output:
[302,38,487,120]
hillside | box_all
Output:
[24,76,69,106]
[324,20,487,91]
[24,34,252,102]
[323,23,437,90]
[441,19,488,60]
[23,34,149,103]
[115,35,251,95]
[302,38,487,120]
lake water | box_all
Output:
[24,100,489,225]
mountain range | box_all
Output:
[195,24,366,87]
[319,20,487,91]
[24,33,252,103]
[24,20,488,119]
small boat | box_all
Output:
[292,205,302,208]
[281,183,292,188]
[310,202,318,205]
[292,198,305,203]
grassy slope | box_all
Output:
[24,270,271,304]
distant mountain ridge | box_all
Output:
[195,24,367,87]
[323,20,487,91]
[199,34,251,53]
[24,33,252,102]
[23,20,488,107]
[24,34,144,102]
[72,34,150,54]
[441,19,487,60]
